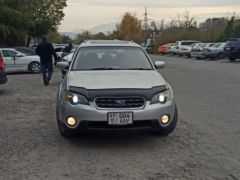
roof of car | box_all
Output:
[79,40,141,48]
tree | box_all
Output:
[0,0,31,46]
[0,0,68,47]
[116,12,144,43]
[26,0,67,46]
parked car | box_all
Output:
[224,38,240,61]
[192,43,215,59]
[158,43,174,54]
[56,40,178,138]
[175,40,200,57]
[144,45,155,54]
[168,43,177,55]
[191,43,205,58]
[0,48,41,73]
[61,52,75,78]
[0,51,7,85]
[202,42,226,60]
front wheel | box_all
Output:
[154,105,178,136]
[29,62,41,73]
[57,119,75,138]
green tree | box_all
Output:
[26,0,67,46]
[0,0,67,46]
[0,0,31,46]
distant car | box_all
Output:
[0,51,7,85]
[168,44,177,55]
[145,45,155,54]
[56,40,178,138]
[202,43,226,60]
[224,38,240,62]
[61,52,74,78]
[191,43,204,58]
[200,43,217,59]
[192,43,215,59]
[175,40,200,57]
[0,48,41,73]
[158,43,173,54]
[55,46,66,58]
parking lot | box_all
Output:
[0,55,240,180]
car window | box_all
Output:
[226,39,240,46]
[212,43,221,48]
[55,47,64,52]
[181,42,198,46]
[15,47,34,55]
[1,50,17,57]
[72,47,153,70]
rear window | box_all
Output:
[72,47,153,71]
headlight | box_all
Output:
[151,89,173,104]
[63,91,89,105]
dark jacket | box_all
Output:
[36,42,57,64]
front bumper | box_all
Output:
[57,100,176,133]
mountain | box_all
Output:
[59,22,117,38]
[89,22,116,34]
[59,32,77,39]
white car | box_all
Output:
[0,48,41,73]
[175,40,200,57]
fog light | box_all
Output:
[66,117,77,127]
[161,115,170,125]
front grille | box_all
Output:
[95,97,145,109]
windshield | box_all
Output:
[72,47,153,71]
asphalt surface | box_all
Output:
[0,56,240,180]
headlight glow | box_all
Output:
[151,89,173,104]
[63,91,89,105]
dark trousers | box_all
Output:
[41,63,53,85]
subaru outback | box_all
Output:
[56,40,178,138]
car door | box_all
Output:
[1,50,27,72]
[12,50,29,69]
[1,50,16,71]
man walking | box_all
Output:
[36,36,58,86]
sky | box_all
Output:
[59,0,240,32]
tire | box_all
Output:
[154,105,178,136]
[57,119,75,138]
[229,57,236,62]
[29,62,41,73]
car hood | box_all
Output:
[68,70,166,89]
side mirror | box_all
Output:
[56,62,69,69]
[154,61,165,69]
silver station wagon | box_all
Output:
[56,40,178,138]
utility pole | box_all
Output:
[142,7,149,31]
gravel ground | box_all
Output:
[0,56,240,180]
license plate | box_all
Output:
[108,112,133,125]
